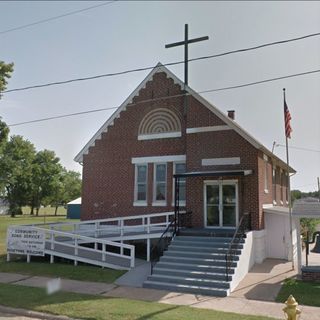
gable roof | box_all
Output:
[74,63,295,173]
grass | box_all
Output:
[0,260,125,283]
[21,205,67,216]
[276,278,320,307]
[0,283,277,320]
[0,212,69,256]
[0,212,125,283]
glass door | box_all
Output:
[205,181,238,227]
[222,184,237,227]
[206,184,220,226]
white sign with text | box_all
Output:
[7,227,45,256]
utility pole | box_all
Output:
[317,177,320,201]
[272,141,276,153]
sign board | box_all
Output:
[7,227,45,256]
[46,278,61,295]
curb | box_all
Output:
[0,304,78,320]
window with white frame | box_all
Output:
[285,172,289,203]
[264,155,269,192]
[280,170,284,203]
[134,164,147,204]
[173,162,186,205]
[153,163,167,204]
[272,167,276,204]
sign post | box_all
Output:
[7,227,45,261]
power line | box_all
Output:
[187,32,320,62]
[276,144,320,153]
[2,31,320,94]
[8,106,118,127]
[0,1,116,36]
[8,68,320,127]
[201,69,320,93]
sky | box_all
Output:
[0,1,319,192]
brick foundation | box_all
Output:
[301,266,320,281]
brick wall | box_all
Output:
[81,71,271,230]
[82,73,186,220]
[302,269,320,281]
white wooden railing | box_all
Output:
[7,211,181,268]
[7,225,135,269]
[32,211,177,240]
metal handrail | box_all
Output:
[150,210,192,274]
[150,219,176,274]
[225,213,251,281]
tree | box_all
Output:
[291,190,302,203]
[28,150,62,216]
[49,169,81,215]
[0,61,14,97]
[63,170,81,203]
[0,118,9,146]
[0,135,36,216]
[0,119,9,193]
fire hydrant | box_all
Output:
[283,295,301,320]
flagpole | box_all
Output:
[283,88,294,270]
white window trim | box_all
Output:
[133,164,148,206]
[186,125,231,134]
[172,161,186,207]
[132,155,186,164]
[202,157,240,166]
[272,167,276,204]
[152,163,167,206]
[280,169,284,203]
[203,180,239,228]
[138,132,181,141]
[133,201,147,207]
[264,157,269,193]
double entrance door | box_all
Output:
[204,180,238,228]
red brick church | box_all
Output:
[75,63,293,230]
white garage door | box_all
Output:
[265,213,290,260]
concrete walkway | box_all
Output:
[0,304,76,320]
[0,259,319,320]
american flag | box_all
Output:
[284,99,292,139]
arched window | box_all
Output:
[138,108,182,140]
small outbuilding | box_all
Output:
[66,197,81,219]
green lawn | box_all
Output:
[0,260,125,283]
[21,205,67,216]
[276,278,320,307]
[0,283,277,320]
[0,213,125,282]
[0,212,69,256]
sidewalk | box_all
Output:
[0,265,319,320]
[0,304,77,320]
